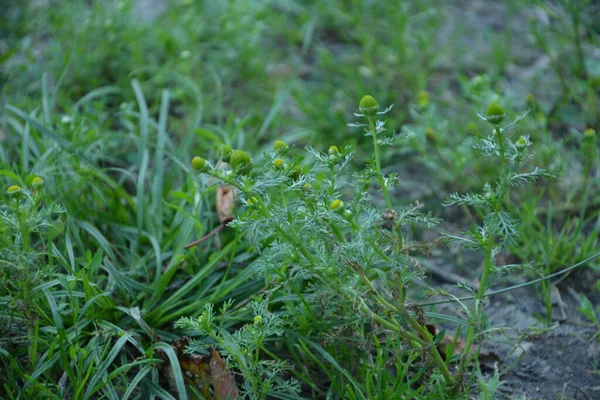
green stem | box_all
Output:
[494,125,506,169]
[368,117,393,210]
[406,315,454,384]
[329,165,336,197]
[542,278,553,326]
[457,240,494,385]
[328,220,345,242]
[15,200,35,364]
[356,271,454,384]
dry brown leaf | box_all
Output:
[210,347,240,400]
[216,185,235,224]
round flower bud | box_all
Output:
[274,140,288,152]
[273,158,285,169]
[303,183,312,192]
[289,165,302,180]
[191,156,207,171]
[515,137,527,149]
[328,145,340,157]
[31,177,44,188]
[485,102,505,125]
[583,128,596,139]
[230,150,253,175]
[330,199,344,212]
[217,144,233,162]
[253,315,263,325]
[425,127,437,144]
[7,185,21,196]
[359,95,379,116]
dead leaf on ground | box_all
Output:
[160,338,240,399]
[210,347,241,400]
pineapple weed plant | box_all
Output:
[177,95,556,398]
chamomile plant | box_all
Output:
[185,95,456,395]
[440,101,556,388]
[0,177,65,364]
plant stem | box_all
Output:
[368,117,393,210]
[494,125,506,169]
[457,239,494,385]
[16,200,35,364]
[542,278,553,326]
[355,270,454,385]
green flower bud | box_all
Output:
[230,150,253,175]
[328,145,340,156]
[303,183,312,192]
[273,158,285,169]
[7,185,21,196]
[485,102,505,125]
[274,140,288,152]
[191,156,207,171]
[425,127,437,144]
[31,177,44,188]
[289,165,302,180]
[418,91,429,108]
[253,315,263,325]
[330,199,344,212]
[515,137,527,149]
[246,196,258,207]
[359,95,379,116]
[583,128,596,139]
[526,93,535,106]
[217,144,233,161]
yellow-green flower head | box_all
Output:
[273,158,285,169]
[274,140,288,152]
[583,128,596,139]
[359,95,379,116]
[191,156,207,171]
[328,145,340,157]
[303,183,312,192]
[485,102,505,125]
[418,91,429,108]
[515,137,527,149]
[230,150,253,175]
[253,315,263,325]
[330,199,344,212]
[7,185,21,195]
[31,176,44,188]
[217,144,233,161]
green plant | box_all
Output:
[0,178,64,364]
[440,100,555,389]
[577,282,600,335]
[176,300,301,399]
[188,96,461,397]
